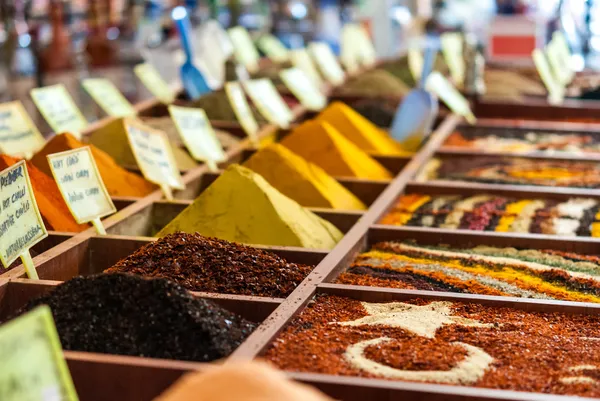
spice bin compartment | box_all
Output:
[473,97,600,122]
[1,232,74,277]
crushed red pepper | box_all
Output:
[265,295,600,397]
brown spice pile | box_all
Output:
[265,295,600,397]
[105,232,313,297]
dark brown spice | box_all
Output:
[104,232,314,297]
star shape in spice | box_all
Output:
[334,301,494,338]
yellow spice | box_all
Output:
[156,164,344,250]
[244,144,366,210]
[280,120,392,180]
[316,102,410,156]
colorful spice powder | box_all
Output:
[335,69,410,98]
[485,69,546,97]
[188,90,267,123]
[0,155,88,232]
[244,144,366,210]
[417,157,600,188]
[142,116,242,149]
[265,294,600,397]
[157,165,343,250]
[8,274,256,362]
[88,118,198,171]
[380,193,600,237]
[105,232,313,297]
[378,55,449,87]
[280,121,392,180]
[31,133,156,197]
[350,99,399,128]
[316,102,410,156]
[337,241,600,303]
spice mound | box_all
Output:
[350,99,399,128]
[156,164,344,250]
[244,144,367,210]
[335,69,410,98]
[265,294,600,397]
[142,117,242,149]
[338,241,600,303]
[31,133,156,197]
[0,155,87,232]
[380,193,600,237]
[105,233,314,297]
[444,128,600,155]
[8,274,256,362]
[280,120,392,180]
[417,157,600,188]
[188,90,267,123]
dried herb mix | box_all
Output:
[9,274,256,362]
[266,294,600,397]
[105,233,313,297]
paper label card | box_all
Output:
[0,305,79,401]
[0,101,45,158]
[228,26,261,74]
[280,68,326,111]
[308,42,345,86]
[225,82,260,144]
[356,25,377,67]
[0,161,47,268]
[30,85,88,139]
[290,49,324,87]
[82,78,136,118]
[243,79,294,129]
[408,48,424,82]
[168,105,226,170]
[47,147,116,224]
[134,63,176,104]
[547,35,574,85]
[425,72,476,124]
[340,25,360,73]
[257,34,289,63]
[441,32,465,87]
[532,48,564,105]
[124,119,185,193]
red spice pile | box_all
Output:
[265,295,600,397]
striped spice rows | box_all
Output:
[337,242,600,303]
[416,157,600,188]
[380,194,600,237]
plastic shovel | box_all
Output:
[390,46,438,151]
[172,6,211,100]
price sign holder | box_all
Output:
[441,32,466,87]
[290,48,323,87]
[225,82,260,146]
[0,161,48,279]
[243,79,293,129]
[124,118,185,200]
[308,42,345,86]
[280,68,326,111]
[134,63,176,104]
[30,84,88,139]
[532,48,564,105]
[228,26,261,74]
[0,101,46,159]
[257,34,289,63]
[47,147,116,235]
[425,72,476,124]
[82,78,136,118]
[408,48,424,82]
[0,305,79,401]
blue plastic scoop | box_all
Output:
[172,6,211,100]
[390,45,438,151]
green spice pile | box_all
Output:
[105,233,314,297]
[9,274,256,362]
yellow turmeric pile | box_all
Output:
[244,144,366,210]
[156,164,343,250]
[316,102,410,156]
[280,120,392,180]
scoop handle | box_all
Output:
[173,8,194,62]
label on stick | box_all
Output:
[308,42,345,86]
[0,305,79,401]
[30,84,88,139]
[0,161,47,268]
[408,48,424,82]
[441,32,465,87]
[425,72,476,124]
[134,63,176,104]
[532,48,564,105]
[0,101,45,158]
[243,79,294,129]
[47,147,116,225]
[228,26,261,74]
[225,82,260,144]
[280,68,326,111]
[290,48,323,87]
[124,119,184,198]
[168,105,226,171]
[257,34,289,63]
[340,25,360,73]
[82,78,136,118]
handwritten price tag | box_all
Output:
[225,82,260,145]
[0,101,45,158]
[280,68,326,111]
[82,78,136,118]
[0,305,79,401]
[308,42,345,86]
[168,105,226,171]
[243,79,293,129]
[124,118,184,200]
[134,63,176,104]
[228,26,260,74]
[355,25,377,67]
[425,72,476,124]
[0,161,48,278]
[30,85,88,139]
[290,48,323,87]
[340,25,360,73]
[441,32,465,87]
[408,48,424,82]
[47,147,116,235]
[257,34,289,63]
[532,48,564,105]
